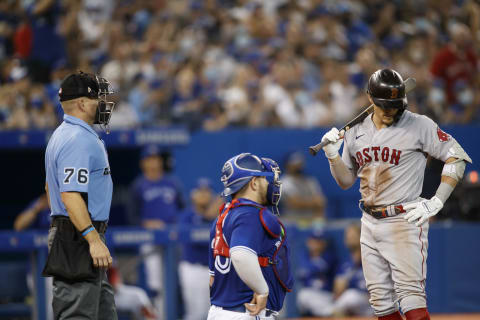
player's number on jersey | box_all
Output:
[63,168,89,185]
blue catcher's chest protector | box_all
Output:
[214,198,294,292]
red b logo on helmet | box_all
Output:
[390,88,398,99]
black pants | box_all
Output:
[47,224,117,320]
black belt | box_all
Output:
[52,216,108,234]
[360,202,405,219]
[221,304,275,317]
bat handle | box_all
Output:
[308,140,329,156]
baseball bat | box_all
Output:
[308,77,416,156]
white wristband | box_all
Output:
[325,150,339,160]
[435,182,454,204]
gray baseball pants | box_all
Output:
[48,225,117,320]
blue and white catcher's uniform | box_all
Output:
[207,153,293,319]
[208,198,293,319]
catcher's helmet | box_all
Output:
[367,69,407,110]
[221,153,282,213]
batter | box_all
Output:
[320,69,472,320]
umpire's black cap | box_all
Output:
[59,71,100,102]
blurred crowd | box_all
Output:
[1,0,479,131]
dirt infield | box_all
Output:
[288,314,480,320]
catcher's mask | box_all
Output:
[59,71,115,133]
[221,153,282,214]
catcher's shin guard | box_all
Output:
[379,311,404,320]
[405,308,430,320]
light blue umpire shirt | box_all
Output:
[45,114,113,222]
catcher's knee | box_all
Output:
[404,307,430,320]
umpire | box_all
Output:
[43,71,117,319]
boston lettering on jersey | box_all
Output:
[354,146,402,167]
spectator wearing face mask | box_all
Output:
[29,84,57,129]
[280,151,326,227]
[430,23,478,106]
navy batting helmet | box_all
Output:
[367,69,407,110]
[221,153,282,212]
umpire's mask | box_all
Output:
[59,71,116,134]
[94,75,115,133]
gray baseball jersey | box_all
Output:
[342,110,456,207]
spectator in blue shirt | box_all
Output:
[296,228,337,317]
[131,144,185,228]
[178,177,220,320]
[332,223,373,317]
[23,0,66,83]
[130,144,185,315]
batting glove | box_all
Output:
[403,196,443,227]
[321,127,344,159]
